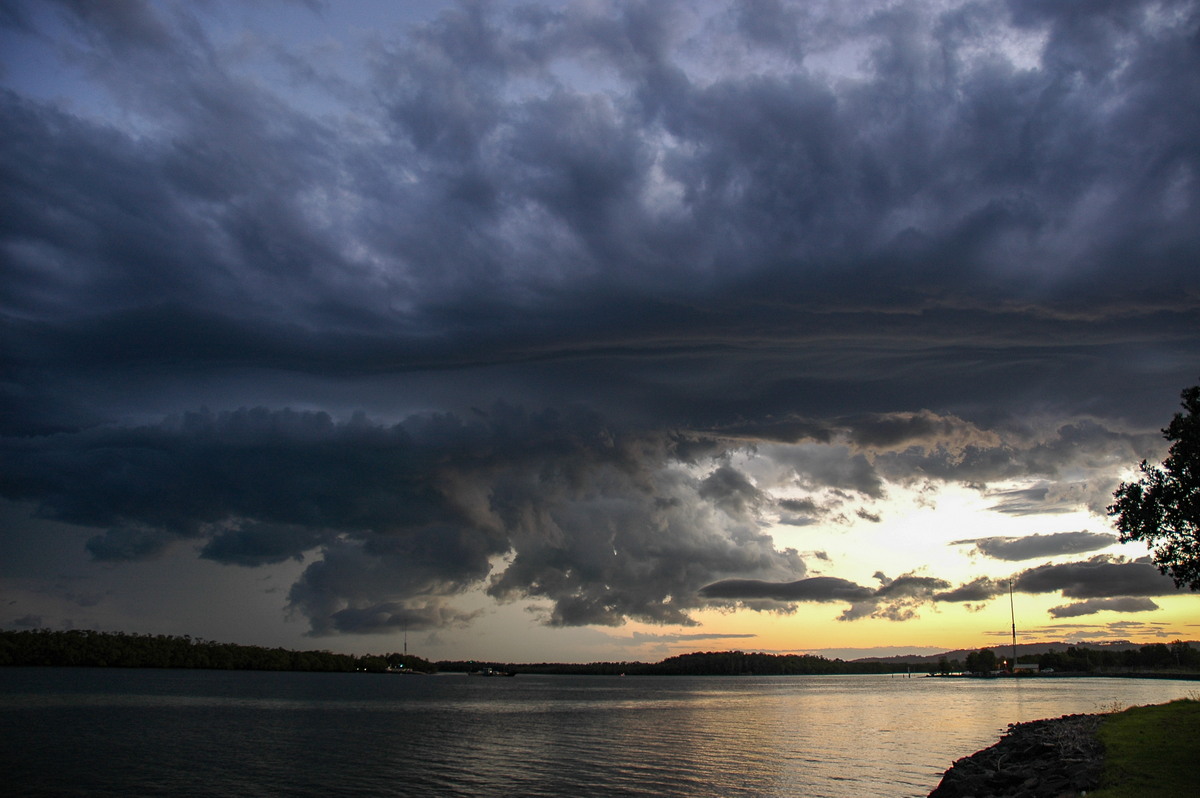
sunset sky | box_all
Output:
[2,0,1198,663]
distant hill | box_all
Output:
[852,640,1199,665]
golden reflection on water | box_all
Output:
[409,674,1194,796]
[3,669,1196,798]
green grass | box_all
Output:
[1087,698,1200,797]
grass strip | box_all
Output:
[1088,697,1199,797]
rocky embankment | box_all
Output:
[929,713,1104,798]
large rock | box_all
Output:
[929,713,1104,798]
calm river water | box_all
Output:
[1,667,1195,797]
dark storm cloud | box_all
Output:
[736,414,1159,523]
[843,411,1000,454]
[766,445,885,498]
[934,577,1002,603]
[696,413,1166,569]
[952,531,1119,561]
[705,417,836,446]
[699,576,876,603]
[2,0,1197,432]
[698,464,766,519]
[864,419,1162,517]
[986,485,1075,516]
[1013,555,1181,599]
[699,572,952,622]
[0,405,805,633]
[87,526,181,562]
[3,0,1200,635]
[836,573,954,621]
[778,498,819,514]
[873,574,951,599]
[1047,597,1160,618]
[933,556,1185,605]
[483,452,806,626]
[289,535,490,635]
[776,496,825,526]
[777,554,1186,617]
[199,523,331,568]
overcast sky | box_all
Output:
[2,0,1198,662]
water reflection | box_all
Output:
[1,669,1194,798]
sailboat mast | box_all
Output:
[1009,580,1016,672]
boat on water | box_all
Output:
[468,667,516,677]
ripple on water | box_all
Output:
[2,670,1196,798]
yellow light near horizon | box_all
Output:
[647,478,1197,658]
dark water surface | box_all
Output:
[1,667,1194,797]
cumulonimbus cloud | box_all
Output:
[1,0,1198,640]
[1,405,807,634]
[2,0,1197,440]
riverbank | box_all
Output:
[928,698,1199,797]
[927,670,1200,681]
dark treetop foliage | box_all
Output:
[1109,383,1200,591]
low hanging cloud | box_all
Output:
[1,405,807,634]
[624,631,759,644]
[5,400,1173,636]
[1021,619,1180,641]
[985,485,1078,516]
[706,553,1185,623]
[4,403,1180,635]
[933,577,1003,604]
[932,556,1184,606]
[1047,597,1160,618]
[776,496,825,526]
[698,464,767,520]
[700,572,951,622]
[951,531,1118,561]
[837,574,954,621]
[1013,556,1181,599]
[842,411,1002,456]
[750,417,1158,525]
[699,576,877,603]
[764,444,885,498]
[200,523,334,568]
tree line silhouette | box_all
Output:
[2,632,902,675]
[431,651,904,675]
[4,629,1196,676]
[940,641,1199,675]
[0,629,435,673]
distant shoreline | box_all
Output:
[3,630,1199,679]
[926,670,1200,681]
